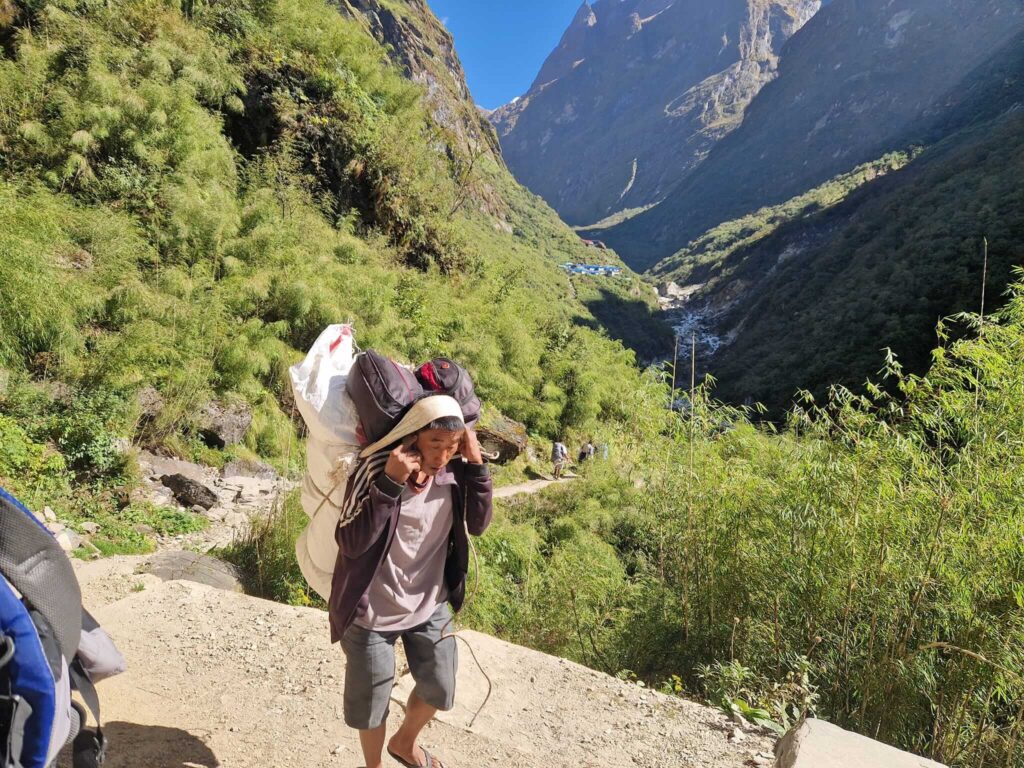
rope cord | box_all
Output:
[434,483,492,730]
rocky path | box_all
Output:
[68,575,775,768]
[64,460,779,768]
[492,477,570,499]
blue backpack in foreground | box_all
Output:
[0,488,125,767]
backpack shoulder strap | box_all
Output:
[69,659,106,768]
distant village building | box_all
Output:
[579,238,609,250]
[560,263,623,277]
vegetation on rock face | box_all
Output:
[0,0,669,546]
[647,150,917,291]
[705,109,1024,414]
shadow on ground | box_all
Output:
[59,722,220,768]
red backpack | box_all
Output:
[416,358,481,426]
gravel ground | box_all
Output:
[68,566,775,768]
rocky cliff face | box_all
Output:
[680,28,1024,412]
[601,0,1024,270]
[337,0,501,160]
[490,0,820,226]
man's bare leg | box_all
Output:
[359,723,387,768]
[387,691,446,767]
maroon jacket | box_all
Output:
[328,460,493,643]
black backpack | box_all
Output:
[345,350,424,445]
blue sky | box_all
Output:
[427,0,584,110]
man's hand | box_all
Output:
[459,428,484,465]
[385,436,422,484]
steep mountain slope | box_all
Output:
[0,0,670,512]
[601,0,1024,270]
[338,0,501,160]
[695,30,1024,411]
[490,0,820,226]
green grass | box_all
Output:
[648,150,917,288]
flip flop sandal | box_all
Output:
[388,746,445,768]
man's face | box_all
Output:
[414,428,464,476]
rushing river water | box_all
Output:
[662,303,725,366]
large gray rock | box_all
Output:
[160,474,218,510]
[477,414,528,465]
[142,551,243,593]
[775,719,947,768]
[222,458,278,480]
[199,400,253,448]
[139,451,211,484]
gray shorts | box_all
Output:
[340,604,458,730]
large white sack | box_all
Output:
[289,324,360,445]
[290,324,362,601]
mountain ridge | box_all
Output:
[600,0,1024,270]
[490,0,821,227]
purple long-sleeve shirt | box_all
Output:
[328,459,493,643]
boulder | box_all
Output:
[55,529,83,552]
[80,521,101,535]
[160,473,218,511]
[222,458,278,480]
[476,414,528,465]
[775,719,947,768]
[136,386,164,421]
[139,451,211,484]
[198,400,253,448]
[141,551,243,593]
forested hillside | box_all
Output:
[0,0,671,518]
[656,28,1024,412]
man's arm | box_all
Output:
[336,473,403,559]
[459,429,492,536]
[336,441,418,559]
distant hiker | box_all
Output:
[551,439,569,479]
[330,395,492,768]
[578,440,595,463]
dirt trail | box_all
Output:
[68,571,774,768]
[63,469,775,768]
[492,477,566,499]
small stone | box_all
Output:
[55,530,82,552]
[42,506,57,523]
[729,727,746,743]
[80,521,101,535]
